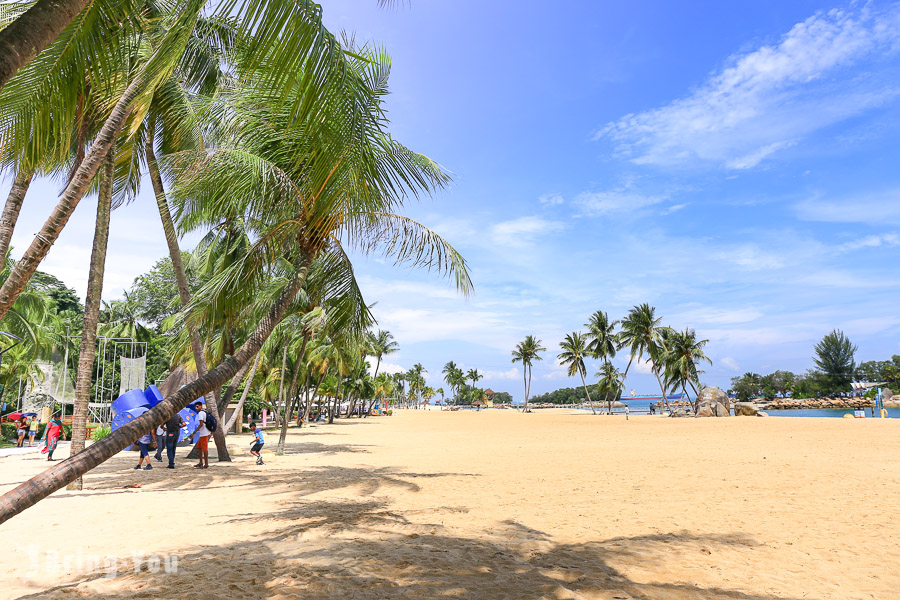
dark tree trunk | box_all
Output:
[276,332,308,455]
[147,131,229,461]
[580,371,596,414]
[0,253,313,524]
[67,144,114,491]
[0,168,34,260]
[224,354,259,434]
[0,0,92,93]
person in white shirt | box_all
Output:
[189,401,210,469]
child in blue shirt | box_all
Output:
[250,422,265,465]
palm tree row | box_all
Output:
[0,2,471,523]
[511,305,712,415]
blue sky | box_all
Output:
[10,0,900,398]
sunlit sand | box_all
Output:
[2,410,898,599]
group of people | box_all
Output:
[12,414,66,460]
[133,400,266,470]
[14,416,39,447]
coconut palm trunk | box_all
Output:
[0,168,34,260]
[0,0,92,92]
[0,64,152,323]
[277,332,309,454]
[146,135,230,460]
[330,375,342,424]
[521,363,528,412]
[224,354,260,434]
[217,357,251,417]
[653,368,672,412]
[580,371,596,415]
[67,145,115,491]
[0,252,313,524]
[276,358,301,455]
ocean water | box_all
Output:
[764,407,900,418]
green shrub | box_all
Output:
[91,426,111,441]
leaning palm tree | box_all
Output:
[558,332,595,414]
[511,335,545,412]
[368,329,399,377]
[0,38,471,523]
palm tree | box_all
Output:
[595,362,623,415]
[466,368,483,403]
[558,332,595,414]
[618,303,673,411]
[442,360,457,400]
[0,38,471,522]
[665,328,712,411]
[368,329,399,377]
[511,335,546,412]
[585,310,619,414]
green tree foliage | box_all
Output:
[813,329,857,394]
[29,270,82,313]
[127,254,201,329]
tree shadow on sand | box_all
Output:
[19,495,815,600]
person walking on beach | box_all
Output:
[40,415,65,461]
[189,401,210,469]
[625,404,630,421]
[27,416,39,446]
[163,412,186,469]
[15,417,27,447]
[153,423,165,462]
[135,429,154,470]
[249,421,265,465]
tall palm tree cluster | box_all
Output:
[515,304,712,415]
[0,1,470,523]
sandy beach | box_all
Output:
[1,410,898,600]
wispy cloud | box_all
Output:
[663,203,689,214]
[597,5,900,169]
[490,216,565,247]
[538,193,564,206]
[837,233,900,252]
[575,190,664,216]
[795,189,900,225]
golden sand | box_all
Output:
[1,409,898,599]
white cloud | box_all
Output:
[720,357,740,371]
[633,357,654,375]
[490,216,565,247]
[663,203,689,214]
[597,5,900,169]
[575,191,664,216]
[839,233,900,251]
[795,189,900,225]
[538,193,564,206]
[717,244,785,271]
[483,367,521,381]
[367,361,405,376]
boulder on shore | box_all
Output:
[695,386,731,417]
[668,408,691,418]
[734,402,759,416]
